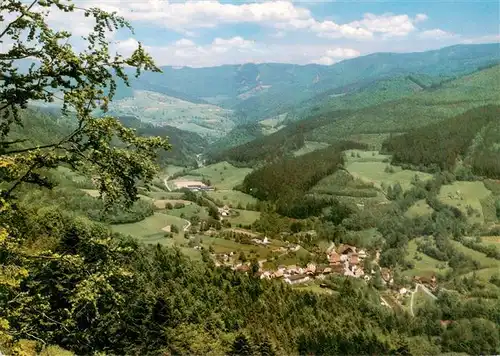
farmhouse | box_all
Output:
[284,274,310,285]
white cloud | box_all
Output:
[325,48,361,58]
[415,13,429,23]
[419,29,456,40]
[313,47,361,65]
[349,13,424,38]
[120,0,312,31]
[315,56,335,65]
[460,34,500,44]
[212,36,254,48]
[138,39,363,67]
[174,38,196,47]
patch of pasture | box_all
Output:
[403,239,449,278]
[81,189,100,197]
[480,236,500,247]
[179,161,252,190]
[154,199,193,209]
[310,169,380,199]
[450,240,499,269]
[111,213,187,245]
[227,209,261,226]
[201,236,273,259]
[167,204,209,220]
[293,141,330,156]
[438,181,492,224]
[405,200,434,219]
[346,160,433,191]
[207,190,257,208]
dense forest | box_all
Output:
[381,105,500,173]
[118,116,207,167]
[208,110,350,165]
[239,141,366,217]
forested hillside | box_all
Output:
[381,105,500,175]
[208,110,350,165]
[307,64,500,143]
[238,141,366,217]
[118,116,207,167]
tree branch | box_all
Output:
[0,0,39,40]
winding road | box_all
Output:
[164,176,172,192]
[410,283,437,316]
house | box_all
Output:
[218,205,230,217]
[236,264,250,273]
[273,270,284,278]
[284,274,310,285]
[323,267,332,274]
[349,254,359,265]
[358,249,367,259]
[306,263,317,275]
[329,252,341,266]
[338,244,357,255]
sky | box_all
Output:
[8,0,500,67]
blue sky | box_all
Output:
[53,0,500,66]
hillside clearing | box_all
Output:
[111,213,187,245]
[346,161,432,191]
[227,209,261,226]
[293,141,330,156]
[405,200,434,219]
[403,239,449,277]
[438,181,492,224]
[207,190,257,207]
[178,161,252,190]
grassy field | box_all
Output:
[347,161,432,191]
[438,181,493,224]
[207,190,257,207]
[228,209,261,226]
[405,200,434,219]
[310,169,381,199]
[167,203,209,220]
[293,141,330,156]
[111,213,187,245]
[178,161,252,190]
[403,239,449,277]
[480,235,500,248]
[344,150,433,191]
[108,90,235,138]
[201,236,273,259]
[450,240,499,269]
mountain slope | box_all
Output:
[118,116,207,167]
[308,64,500,143]
[122,44,499,121]
[108,90,236,139]
[209,64,500,165]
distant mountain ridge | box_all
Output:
[118,43,500,121]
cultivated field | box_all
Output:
[438,181,493,224]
